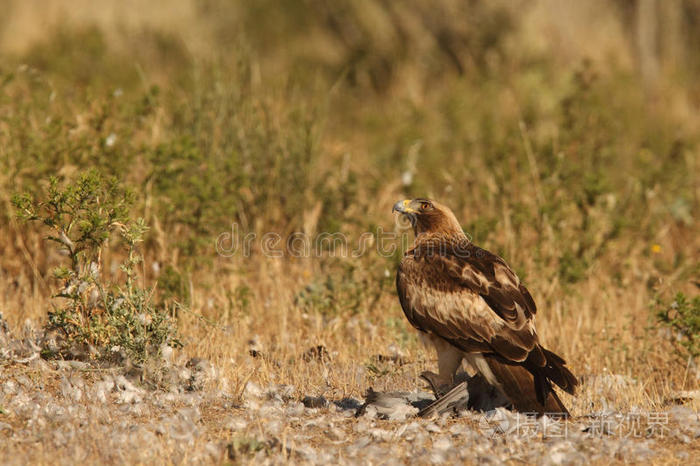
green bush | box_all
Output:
[655,292,700,359]
[12,170,181,363]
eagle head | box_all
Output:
[392,198,465,237]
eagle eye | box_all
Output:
[420,202,431,210]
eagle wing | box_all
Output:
[396,242,544,364]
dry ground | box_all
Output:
[1,317,699,465]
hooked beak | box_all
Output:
[392,199,415,214]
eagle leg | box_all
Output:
[421,333,464,392]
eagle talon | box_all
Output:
[420,371,453,399]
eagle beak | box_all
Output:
[392,199,415,214]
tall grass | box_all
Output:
[0,0,698,409]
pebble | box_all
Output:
[0,321,690,465]
[302,395,328,408]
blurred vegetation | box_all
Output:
[0,0,697,345]
[655,292,700,359]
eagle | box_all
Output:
[393,198,577,415]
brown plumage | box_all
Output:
[393,198,577,416]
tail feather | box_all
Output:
[545,389,569,414]
[485,353,574,417]
[540,348,578,395]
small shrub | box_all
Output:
[655,292,700,359]
[294,262,389,317]
[226,436,270,460]
[12,170,181,364]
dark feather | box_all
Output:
[485,356,570,416]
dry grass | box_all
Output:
[0,0,699,463]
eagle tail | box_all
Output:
[544,387,569,415]
[539,347,578,396]
[484,356,571,417]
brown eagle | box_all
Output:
[393,198,577,415]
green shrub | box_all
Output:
[655,292,700,359]
[294,261,391,317]
[12,170,181,363]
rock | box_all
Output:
[267,384,295,402]
[302,395,328,409]
[92,379,115,403]
[160,344,174,365]
[113,375,143,404]
[224,416,248,431]
[3,379,18,395]
[242,381,262,400]
[425,423,442,433]
[432,435,452,451]
[476,407,519,436]
[59,376,84,402]
[285,401,305,417]
[668,390,700,404]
